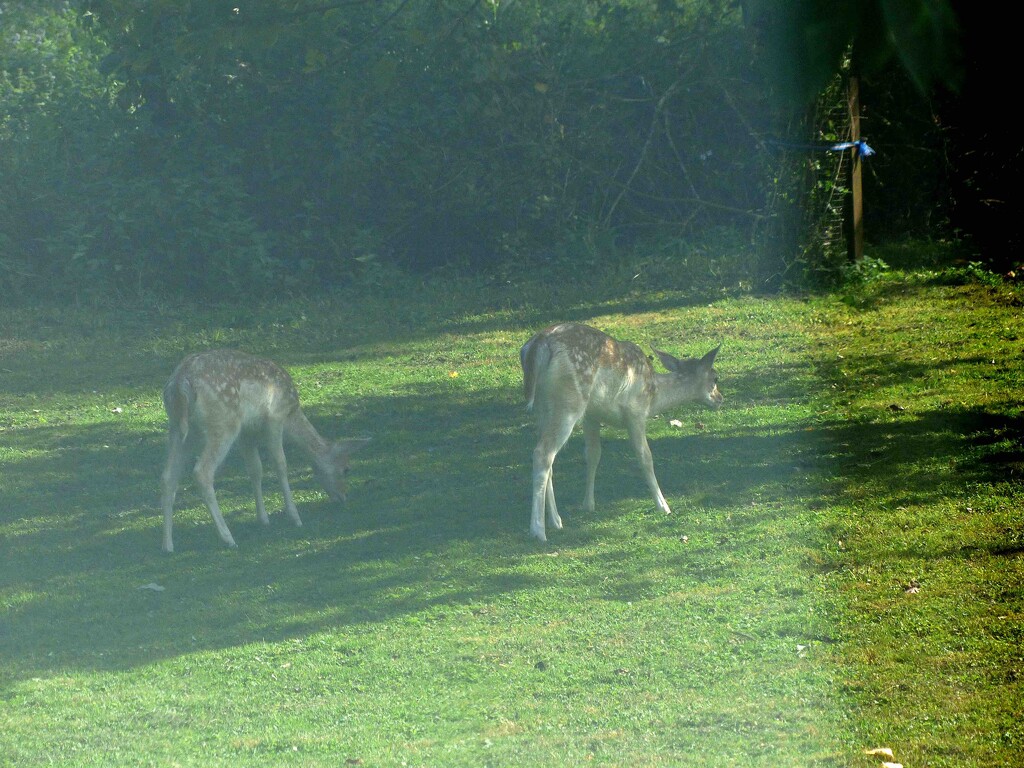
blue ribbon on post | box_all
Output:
[765,138,877,158]
[829,139,875,158]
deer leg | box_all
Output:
[545,471,561,531]
[626,420,671,514]
[531,446,554,542]
[531,412,576,541]
[240,440,268,525]
[160,432,189,553]
[582,418,602,513]
[193,433,239,548]
[266,425,302,527]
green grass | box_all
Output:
[1,266,1021,766]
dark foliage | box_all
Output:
[0,0,975,301]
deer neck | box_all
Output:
[284,410,329,461]
[650,372,696,416]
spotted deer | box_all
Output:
[160,350,369,552]
[520,323,722,541]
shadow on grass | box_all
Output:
[574,396,1023,599]
[1,361,1018,684]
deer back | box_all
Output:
[521,323,657,422]
[164,350,300,438]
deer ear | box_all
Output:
[701,344,722,366]
[651,347,681,372]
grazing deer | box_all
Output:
[520,323,722,541]
[160,350,369,552]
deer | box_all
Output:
[520,323,722,541]
[160,349,370,552]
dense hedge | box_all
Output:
[0,1,961,301]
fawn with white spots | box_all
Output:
[160,350,369,552]
[520,323,722,541]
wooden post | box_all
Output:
[848,75,864,262]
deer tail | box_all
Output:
[520,335,551,411]
[163,374,194,443]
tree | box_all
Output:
[740,0,961,105]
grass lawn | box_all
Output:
[1,265,1021,766]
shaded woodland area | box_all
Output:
[0,1,1010,301]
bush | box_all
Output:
[2,1,930,301]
